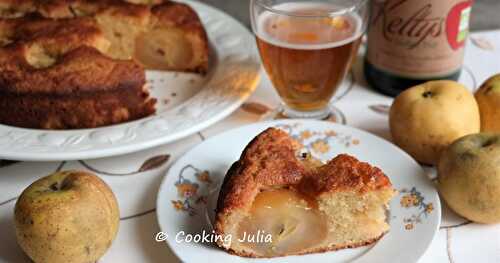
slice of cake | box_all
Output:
[215,128,396,257]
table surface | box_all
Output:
[1,2,500,263]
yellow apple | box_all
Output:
[14,171,119,263]
[438,133,500,223]
[389,80,480,165]
[475,74,500,132]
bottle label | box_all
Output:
[366,0,473,78]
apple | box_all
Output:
[438,133,500,223]
[475,74,500,132]
[14,171,119,263]
[389,80,480,165]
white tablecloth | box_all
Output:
[1,30,500,263]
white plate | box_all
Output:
[156,120,441,263]
[0,0,260,161]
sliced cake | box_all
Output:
[215,128,396,257]
[0,0,208,129]
[0,0,209,73]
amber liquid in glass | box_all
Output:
[255,3,362,111]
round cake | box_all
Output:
[0,0,208,129]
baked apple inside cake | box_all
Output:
[215,128,395,257]
[236,188,328,255]
[93,1,208,73]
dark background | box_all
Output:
[200,0,500,31]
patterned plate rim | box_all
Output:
[156,119,441,263]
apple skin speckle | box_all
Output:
[438,133,500,224]
[14,171,119,263]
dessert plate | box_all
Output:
[156,119,441,263]
[0,0,260,161]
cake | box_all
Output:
[214,128,396,257]
[0,0,208,129]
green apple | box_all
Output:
[438,133,500,223]
[475,74,500,132]
[14,171,119,263]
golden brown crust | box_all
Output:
[151,1,203,31]
[216,128,392,215]
[1,15,103,46]
[0,0,209,72]
[300,154,392,195]
[0,0,35,18]
[0,46,144,95]
[215,128,306,217]
[215,128,393,256]
[92,1,151,20]
[0,79,155,129]
[0,5,147,129]
[0,0,142,18]
[0,0,209,129]
[0,46,156,129]
[0,90,155,129]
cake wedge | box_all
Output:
[214,127,396,257]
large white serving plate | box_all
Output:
[156,119,441,263]
[0,0,260,161]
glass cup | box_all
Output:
[250,0,368,119]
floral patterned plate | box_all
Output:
[0,0,260,161]
[156,119,441,263]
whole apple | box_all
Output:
[438,133,500,223]
[390,80,480,165]
[14,171,119,263]
[475,74,500,132]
